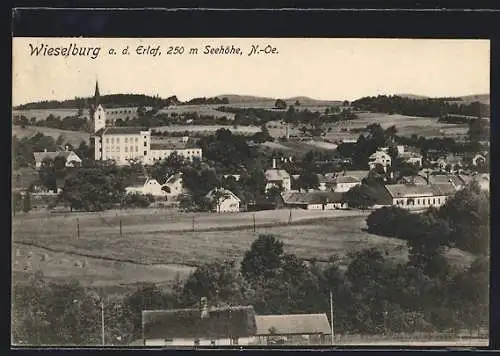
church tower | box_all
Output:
[92,80,106,133]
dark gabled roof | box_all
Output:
[103,127,149,135]
[255,314,331,336]
[142,306,257,340]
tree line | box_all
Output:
[351,95,489,118]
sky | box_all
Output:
[12,38,490,106]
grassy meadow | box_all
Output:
[12,208,475,292]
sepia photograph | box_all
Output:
[11,37,490,348]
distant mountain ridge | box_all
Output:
[14,92,489,110]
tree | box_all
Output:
[366,206,412,237]
[343,184,378,209]
[274,99,287,110]
[468,118,490,142]
[59,167,126,211]
[437,181,489,255]
[22,192,31,213]
[122,283,175,340]
[13,191,23,215]
[179,260,249,307]
[241,235,284,281]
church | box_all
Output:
[90,81,202,166]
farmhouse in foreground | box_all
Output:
[141,298,333,346]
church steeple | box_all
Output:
[94,80,100,106]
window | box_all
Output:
[111,138,114,144]
[144,150,147,156]
[433,198,436,205]
[135,146,138,152]
[116,138,120,143]
[106,138,109,144]
[125,147,128,152]
[144,142,147,147]
[194,339,200,346]
[210,340,216,346]
[125,138,128,143]
[117,147,120,152]
[231,338,238,345]
[135,137,138,143]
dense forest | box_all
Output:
[14,94,182,110]
[351,95,489,118]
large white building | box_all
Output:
[90,81,201,165]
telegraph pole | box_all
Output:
[101,300,105,345]
[330,289,335,345]
[76,218,80,239]
[253,214,256,232]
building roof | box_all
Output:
[102,127,150,135]
[428,174,464,187]
[206,187,241,202]
[335,175,361,184]
[340,170,370,180]
[385,183,456,199]
[33,151,80,164]
[398,175,428,185]
[126,176,149,188]
[142,306,257,340]
[255,314,332,336]
[431,183,458,196]
[281,191,345,205]
[165,173,183,185]
[265,169,290,181]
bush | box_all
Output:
[122,193,153,208]
[366,206,412,237]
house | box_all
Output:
[368,150,392,171]
[472,154,487,167]
[331,175,361,193]
[125,177,167,197]
[399,151,423,167]
[91,81,202,166]
[162,173,185,200]
[206,187,241,213]
[437,154,463,172]
[255,314,332,345]
[265,160,291,192]
[334,170,370,181]
[280,191,348,210]
[316,174,328,191]
[473,173,490,192]
[33,149,82,168]
[142,300,257,346]
[426,174,467,191]
[396,175,428,185]
[384,183,456,210]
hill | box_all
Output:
[217,94,342,107]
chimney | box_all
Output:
[200,297,208,319]
[272,158,276,169]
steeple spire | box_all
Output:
[94,79,100,106]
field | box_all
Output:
[157,105,236,120]
[12,125,90,145]
[323,113,470,142]
[12,208,475,293]
[153,124,261,135]
[13,108,80,122]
